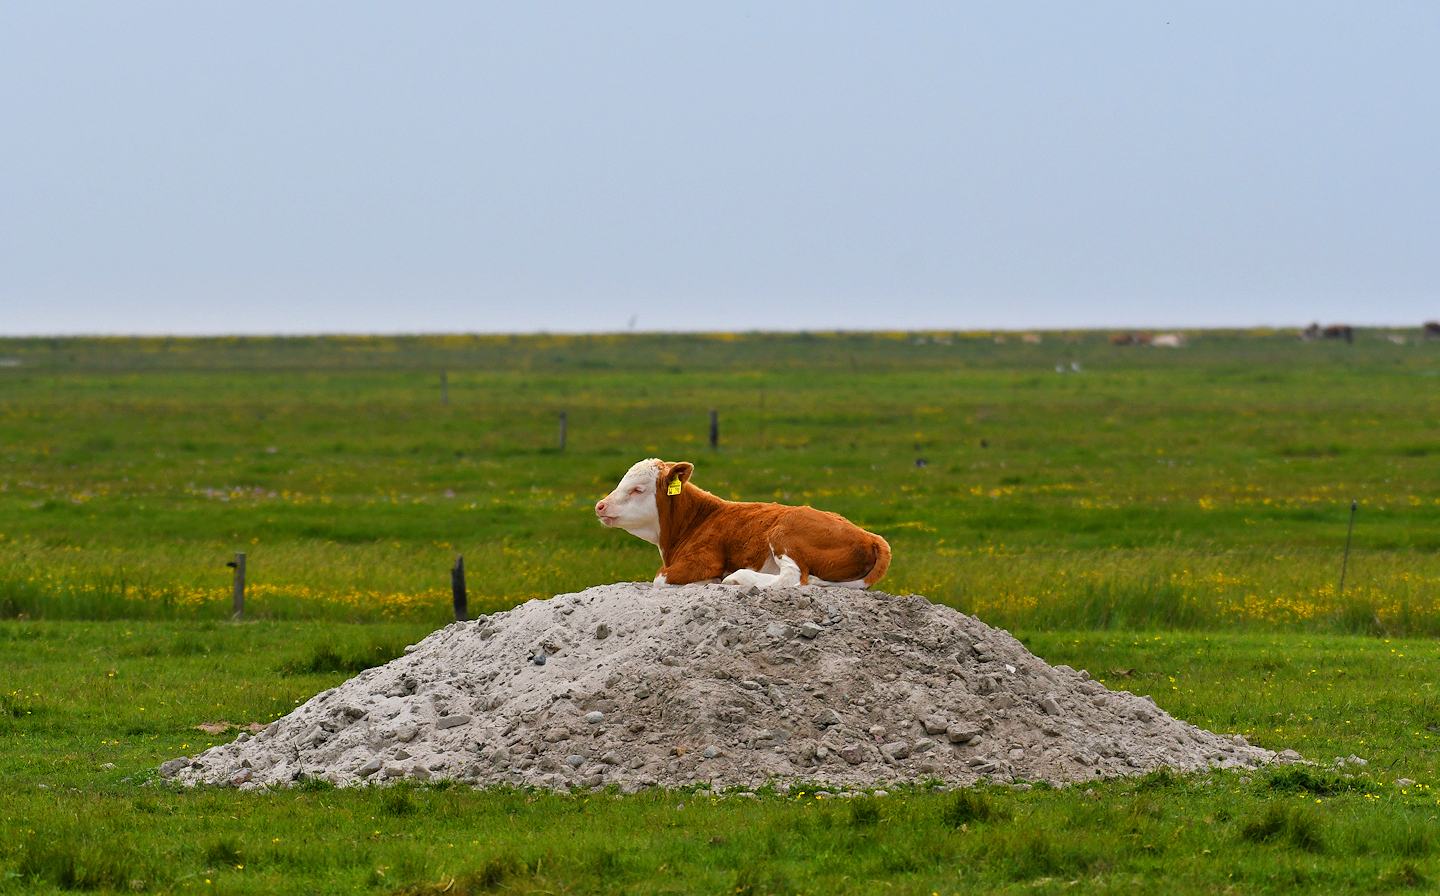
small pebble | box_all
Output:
[814,709,842,728]
[585,711,605,724]
[158,757,189,778]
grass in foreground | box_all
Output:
[2,620,1437,894]
[6,775,1438,895]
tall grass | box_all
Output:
[922,546,1440,636]
[5,537,1438,634]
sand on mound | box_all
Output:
[161,583,1273,791]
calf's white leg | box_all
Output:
[723,554,803,588]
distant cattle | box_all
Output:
[1301,323,1354,343]
[1110,332,1152,346]
[1424,321,1440,339]
[1110,332,1183,347]
[595,458,891,589]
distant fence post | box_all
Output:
[1338,500,1357,597]
[758,390,765,449]
[227,552,246,620]
[451,555,468,622]
[709,409,719,450]
[441,370,449,405]
[558,411,567,451]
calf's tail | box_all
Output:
[862,533,892,587]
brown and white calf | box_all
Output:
[594,458,891,589]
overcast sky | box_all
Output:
[2,3,1436,335]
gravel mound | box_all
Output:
[162,583,1273,791]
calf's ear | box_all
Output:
[663,461,694,487]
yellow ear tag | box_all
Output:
[667,478,683,496]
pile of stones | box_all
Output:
[162,582,1274,790]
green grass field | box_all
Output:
[4,329,1440,632]
[2,330,1439,893]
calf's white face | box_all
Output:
[595,458,663,544]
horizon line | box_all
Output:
[3,323,1436,340]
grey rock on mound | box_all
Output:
[163,583,1273,791]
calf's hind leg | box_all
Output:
[722,554,803,588]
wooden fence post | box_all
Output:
[709,409,719,450]
[558,411,567,451]
[758,390,765,449]
[451,555,468,622]
[1338,501,1357,597]
[227,552,246,620]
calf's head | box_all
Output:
[595,458,693,544]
